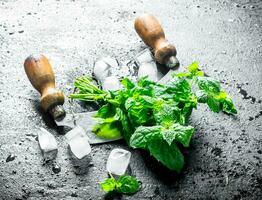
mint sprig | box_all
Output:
[100,174,140,195]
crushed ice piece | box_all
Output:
[93,60,111,82]
[118,65,131,78]
[103,56,119,69]
[106,148,131,176]
[102,76,122,91]
[38,128,58,161]
[135,49,159,81]
[93,57,118,83]
[65,126,91,159]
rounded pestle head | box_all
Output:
[49,105,66,121]
[166,56,180,69]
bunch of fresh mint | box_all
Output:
[70,62,237,173]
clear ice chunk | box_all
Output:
[106,148,131,176]
[102,76,122,91]
[38,128,58,161]
[65,126,91,159]
[93,57,118,83]
[93,60,111,83]
[135,49,160,81]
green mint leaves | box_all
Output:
[70,61,237,173]
[129,123,194,172]
[195,76,237,114]
[175,62,237,115]
[100,174,140,195]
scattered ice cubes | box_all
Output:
[38,128,58,161]
[65,126,91,159]
[135,49,159,81]
[106,148,131,176]
[102,76,122,91]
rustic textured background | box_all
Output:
[0,0,261,199]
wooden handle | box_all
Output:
[134,13,179,68]
[24,55,65,120]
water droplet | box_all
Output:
[6,154,16,162]
[52,164,61,174]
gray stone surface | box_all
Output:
[0,0,261,199]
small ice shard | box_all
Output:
[136,49,159,81]
[102,76,122,91]
[93,57,118,83]
[106,148,131,176]
[65,126,91,159]
[38,128,58,161]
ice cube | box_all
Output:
[102,56,118,69]
[106,148,131,176]
[38,128,58,161]
[93,60,111,83]
[102,76,122,91]
[118,65,131,78]
[65,126,91,159]
[135,49,159,81]
[93,57,119,83]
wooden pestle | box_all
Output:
[134,13,179,68]
[24,55,65,120]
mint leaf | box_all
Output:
[222,96,237,114]
[197,77,221,94]
[175,62,204,79]
[161,129,176,145]
[153,100,181,127]
[95,103,115,118]
[116,108,134,143]
[207,96,221,113]
[162,123,194,147]
[92,116,122,139]
[148,139,184,172]
[166,78,193,102]
[196,90,208,103]
[188,61,199,73]
[196,77,237,114]
[130,126,162,149]
[172,124,194,147]
[100,178,116,193]
[116,175,140,194]
[121,78,135,90]
[100,175,140,195]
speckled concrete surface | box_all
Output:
[0,0,261,199]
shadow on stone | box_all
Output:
[139,150,183,185]
[104,191,122,200]
[67,146,91,175]
[31,100,70,135]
